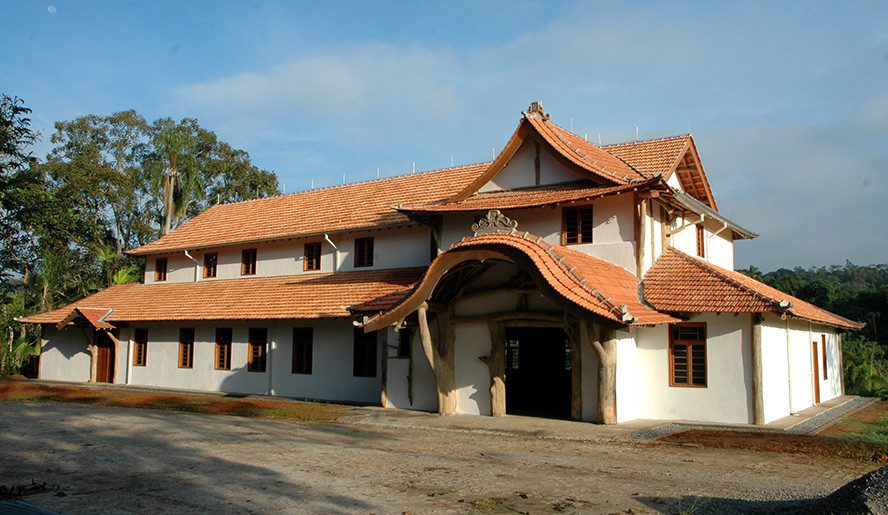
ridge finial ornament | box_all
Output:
[472,210,518,235]
[522,101,550,121]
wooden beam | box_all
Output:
[751,313,765,424]
[481,321,507,416]
[587,321,617,424]
[380,328,389,408]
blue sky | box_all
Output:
[3,0,887,270]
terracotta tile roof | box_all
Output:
[400,178,665,214]
[602,135,691,178]
[643,248,864,330]
[128,163,489,255]
[363,231,678,331]
[20,268,425,324]
[68,307,115,330]
[537,119,648,183]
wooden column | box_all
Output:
[588,322,617,424]
[417,303,457,415]
[481,321,507,416]
[380,328,389,408]
[566,321,583,421]
[751,313,765,424]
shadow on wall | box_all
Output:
[0,401,400,512]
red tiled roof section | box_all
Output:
[128,163,488,255]
[20,268,425,324]
[401,178,664,213]
[364,232,677,330]
[75,307,115,329]
[531,117,648,183]
[643,248,864,329]
[602,135,691,178]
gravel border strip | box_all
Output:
[627,396,876,440]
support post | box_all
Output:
[587,321,617,424]
[751,313,765,424]
[481,321,507,416]
[417,303,457,415]
[380,328,389,408]
[566,320,583,421]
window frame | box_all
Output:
[154,257,168,282]
[292,327,313,374]
[214,327,232,371]
[668,322,708,388]
[821,334,828,380]
[247,327,267,373]
[354,237,374,268]
[203,252,218,279]
[133,328,148,367]
[241,248,257,276]
[561,205,594,246]
[178,327,195,369]
[353,327,377,377]
[695,224,706,258]
[303,242,322,272]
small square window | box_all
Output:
[154,258,168,282]
[354,237,374,267]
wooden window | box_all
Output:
[178,328,195,369]
[353,327,377,377]
[133,328,148,367]
[292,327,313,374]
[241,249,257,276]
[397,329,412,358]
[669,323,707,387]
[154,258,168,282]
[696,224,705,258]
[821,334,828,380]
[303,242,322,271]
[354,237,374,267]
[215,327,232,370]
[203,252,218,278]
[562,206,593,245]
[247,328,267,372]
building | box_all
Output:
[22,102,863,425]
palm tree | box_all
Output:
[148,123,200,235]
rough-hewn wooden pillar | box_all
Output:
[588,322,617,424]
[751,313,765,424]
[417,303,457,414]
[481,321,507,416]
[380,328,389,408]
[566,321,583,421]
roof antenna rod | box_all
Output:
[570,117,573,131]
[491,147,495,159]
[310,178,314,190]
[584,132,588,142]
[342,173,346,185]
[636,126,639,141]
[598,133,602,145]
[451,154,454,167]
[376,167,380,180]
[412,161,416,173]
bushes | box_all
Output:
[843,336,888,399]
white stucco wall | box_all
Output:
[615,329,640,423]
[39,326,92,382]
[479,139,579,192]
[760,315,792,422]
[669,215,734,270]
[632,314,754,424]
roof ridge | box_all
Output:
[601,133,691,147]
[210,161,491,209]
[668,248,784,309]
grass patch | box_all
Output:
[840,413,888,451]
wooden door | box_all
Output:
[95,333,116,383]
[811,341,820,404]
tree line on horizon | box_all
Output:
[1,93,885,398]
[1,94,280,374]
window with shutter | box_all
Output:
[303,242,322,271]
[203,253,218,278]
[178,328,195,369]
[133,328,148,367]
[215,327,232,370]
[241,249,257,275]
[154,258,168,282]
[562,207,593,245]
[247,328,267,372]
[669,323,707,387]
[354,237,374,267]
[696,224,705,258]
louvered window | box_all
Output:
[241,248,257,276]
[696,224,705,258]
[215,327,232,370]
[133,328,148,367]
[562,207,593,245]
[178,328,195,369]
[247,328,267,373]
[669,323,707,387]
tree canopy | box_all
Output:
[0,96,280,375]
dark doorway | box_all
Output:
[504,327,571,419]
[95,331,116,384]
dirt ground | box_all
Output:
[0,398,882,514]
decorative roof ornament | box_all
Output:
[522,101,551,121]
[472,210,518,236]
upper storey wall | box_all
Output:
[478,139,580,192]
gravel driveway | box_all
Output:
[0,400,879,513]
